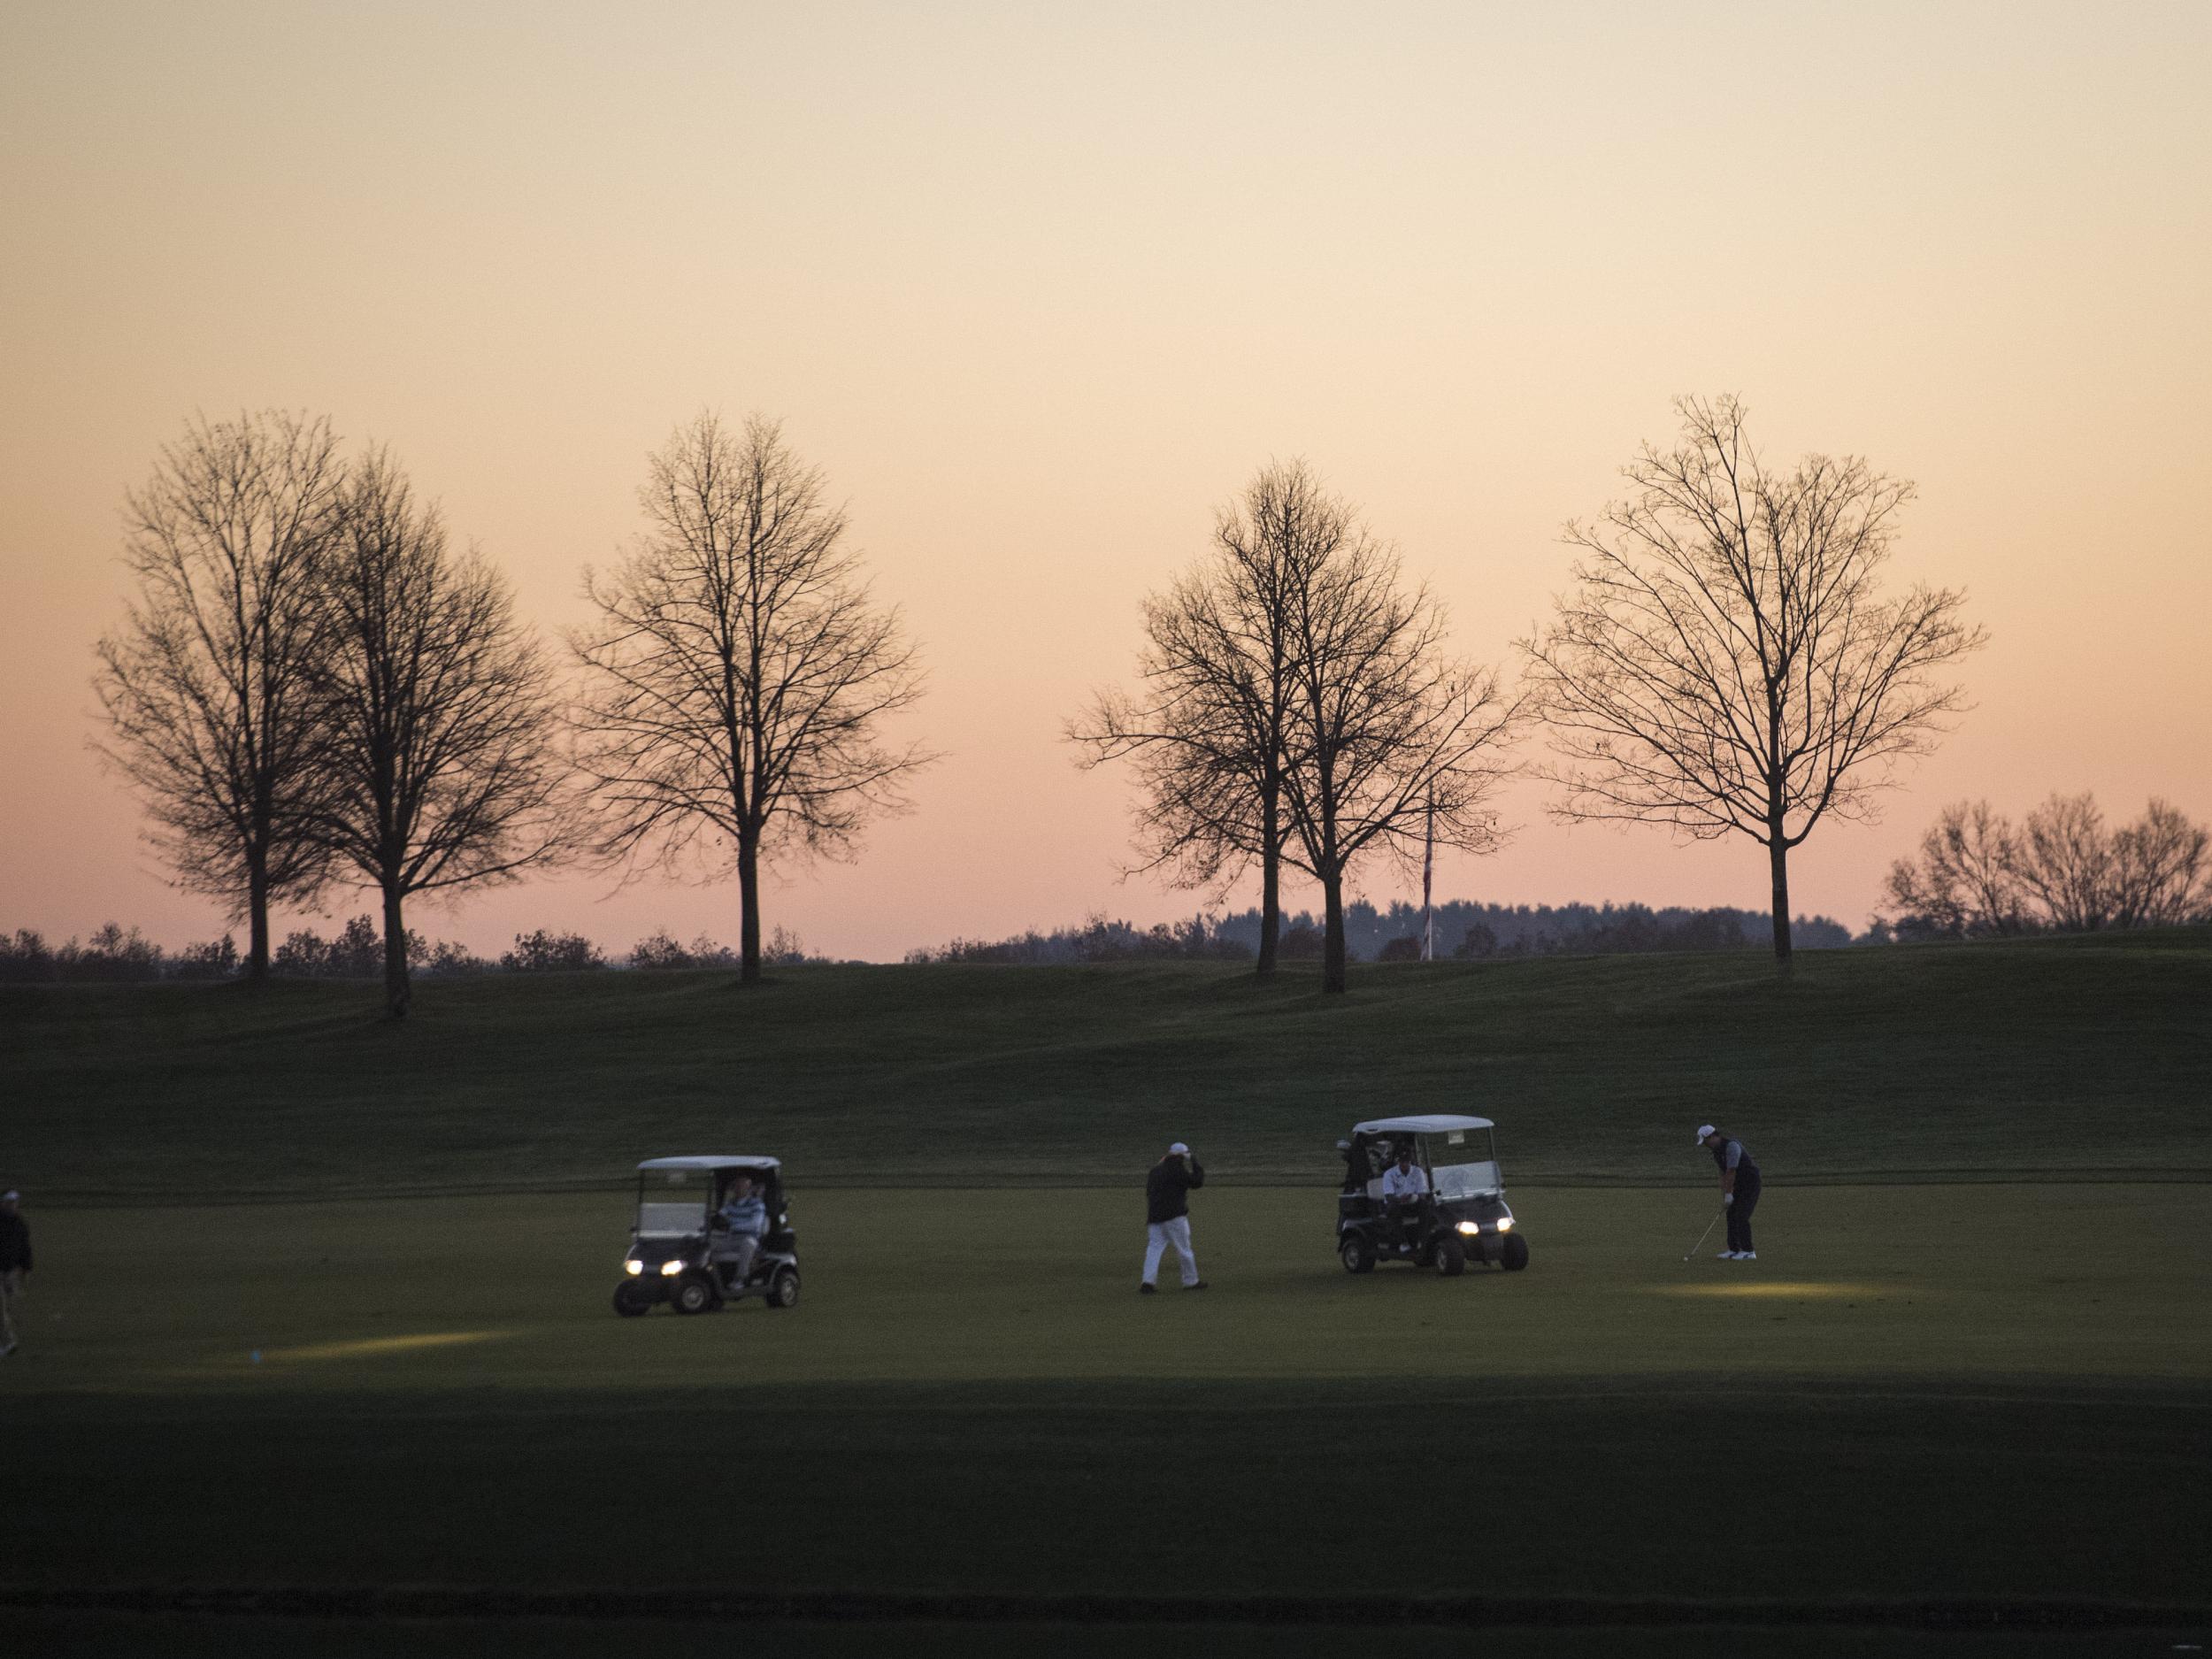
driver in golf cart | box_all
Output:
[1379,1143,1430,1247]
[612,1156,801,1317]
[713,1171,770,1285]
[1335,1115,1529,1275]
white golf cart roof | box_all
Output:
[1352,1115,1494,1136]
[636,1156,780,1171]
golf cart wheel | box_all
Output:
[1340,1235,1376,1275]
[670,1271,718,1315]
[611,1279,654,1318]
[765,1266,801,1310]
[1501,1233,1530,1272]
[1435,1237,1466,1277]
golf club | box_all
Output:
[1683,1208,1724,1262]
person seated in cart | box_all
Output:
[1379,1142,1429,1245]
[713,1171,769,1286]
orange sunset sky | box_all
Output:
[3,3,2208,963]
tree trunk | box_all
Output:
[1768,834,1793,973]
[245,851,271,983]
[737,830,762,986]
[1256,789,1280,978]
[381,881,411,1018]
[1321,868,1348,995]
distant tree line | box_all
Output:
[1878,795,2212,941]
[0,918,825,983]
[0,924,222,983]
[1222,899,1855,961]
[903,914,1255,965]
[901,899,1855,967]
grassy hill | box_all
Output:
[3,930,2208,1201]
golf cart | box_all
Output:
[611,1156,800,1317]
[1335,1115,1529,1276]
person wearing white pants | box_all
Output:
[1140,1142,1208,1294]
[1143,1215,1199,1288]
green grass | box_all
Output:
[9,1614,2200,1659]
[4,940,2208,1648]
[12,1187,2211,1394]
[4,931,2209,1201]
[3,1187,2206,1617]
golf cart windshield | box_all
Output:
[1432,1160,1503,1202]
[636,1168,711,1238]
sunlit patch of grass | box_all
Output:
[1655,1282,1889,1299]
[262,1330,507,1363]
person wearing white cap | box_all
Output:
[1695,1126,1762,1260]
[1139,1143,1208,1294]
[0,1190,29,1357]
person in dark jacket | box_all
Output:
[1695,1126,1762,1260]
[1139,1143,1208,1294]
[0,1190,30,1357]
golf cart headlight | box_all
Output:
[624,1259,643,1276]
[1495,1217,1513,1232]
[659,1258,683,1277]
[1455,1221,1481,1235]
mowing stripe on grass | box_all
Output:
[4,1585,2208,1632]
[1656,1282,1891,1298]
[260,1331,508,1363]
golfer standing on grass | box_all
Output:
[1140,1142,1208,1294]
[0,1190,30,1357]
[1697,1125,1762,1260]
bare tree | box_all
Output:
[2111,799,2212,927]
[1523,396,1985,971]
[1882,792,2211,938]
[1279,513,1522,995]
[2012,793,2113,934]
[307,451,566,1018]
[1069,461,1340,976]
[1880,800,2028,939]
[2012,792,2210,933]
[570,413,931,984]
[92,411,345,979]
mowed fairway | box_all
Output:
[5,943,2208,1649]
[4,1184,2207,1621]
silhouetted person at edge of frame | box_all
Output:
[1139,1142,1208,1294]
[0,1190,31,1357]
[1697,1125,1762,1260]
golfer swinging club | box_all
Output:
[1696,1125,1762,1260]
[1139,1142,1208,1294]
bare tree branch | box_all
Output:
[91,411,345,978]
[1278,524,1525,992]
[305,449,568,1017]
[568,413,934,984]
[1067,459,1343,975]
[1522,396,1985,969]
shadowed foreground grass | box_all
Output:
[10,1613,2203,1659]
[2,1186,2204,1622]
[4,930,2208,1200]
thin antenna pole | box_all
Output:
[1421,794,1435,961]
